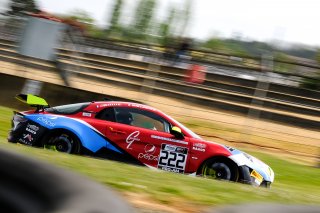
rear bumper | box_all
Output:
[7,130,19,143]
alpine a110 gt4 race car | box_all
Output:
[8,94,274,187]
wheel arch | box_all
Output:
[41,128,83,153]
[196,155,240,179]
[42,128,81,142]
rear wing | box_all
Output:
[16,94,49,112]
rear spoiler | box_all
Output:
[16,94,49,112]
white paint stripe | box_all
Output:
[151,135,188,145]
[41,114,105,137]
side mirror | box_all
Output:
[171,126,184,139]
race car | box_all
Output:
[8,94,274,187]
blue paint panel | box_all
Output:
[26,114,122,153]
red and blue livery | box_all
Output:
[8,94,274,187]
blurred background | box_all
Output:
[0,0,319,212]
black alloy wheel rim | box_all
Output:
[203,162,232,180]
[53,135,73,153]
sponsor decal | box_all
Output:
[82,112,92,117]
[151,135,188,145]
[194,143,206,148]
[225,145,235,152]
[192,142,206,152]
[161,167,180,173]
[26,123,39,135]
[126,131,140,149]
[144,144,156,154]
[176,147,185,153]
[163,144,176,152]
[158,144,188,174]
[251,170,263,185]
[23,133,33,142]
[192,147,205,152]
[97,103,121,108]
[37,117,55,127]
[19,133,34,145]
[127,104,156,111]
[138,144,158,161]
[138,153,158,161]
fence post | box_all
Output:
[241,52,273,143]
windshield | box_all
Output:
[167,115,201,139]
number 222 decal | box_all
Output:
[158,144,188,173]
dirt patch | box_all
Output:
[123,192,206,213]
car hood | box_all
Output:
[225,146,274,183]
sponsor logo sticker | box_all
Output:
[151,135,188,145]
[144,144,156,154]
[194,143,206,148]
[192,143,206,152]
[192,147,205,152]
[163,144,176,152]
[126,131,140,149]
[37,117,55,127]
[98,103,121,108]
[82,112,92,117]
[23,133,33,142]
[138,144,158,161]
[26,123,39,135]
[19,134,34,145]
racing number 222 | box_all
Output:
[158,144,188,173]
[159,150,185,169]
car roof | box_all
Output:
[92,101,160,113]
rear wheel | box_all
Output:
[43,131,81,154]
[199,158,239,182]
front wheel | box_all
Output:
[199,158,239,182]
[43,131,81,154]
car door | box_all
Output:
[120,107,191,173]
[93,106,190,172]
[92,106,146,159]
[101,106,190,172]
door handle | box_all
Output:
[109,127,126,135]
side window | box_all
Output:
[114,107,171,133]
[95,107,116,122]
[131,113,161,130]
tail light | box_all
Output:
[12,111,27,130]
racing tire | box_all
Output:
[42,130,81,154]
[199,158,239,182]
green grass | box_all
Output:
[0,106,14,139]
[0,106,319,209]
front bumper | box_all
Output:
[238,165,271,187]
[227,149,274,186]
